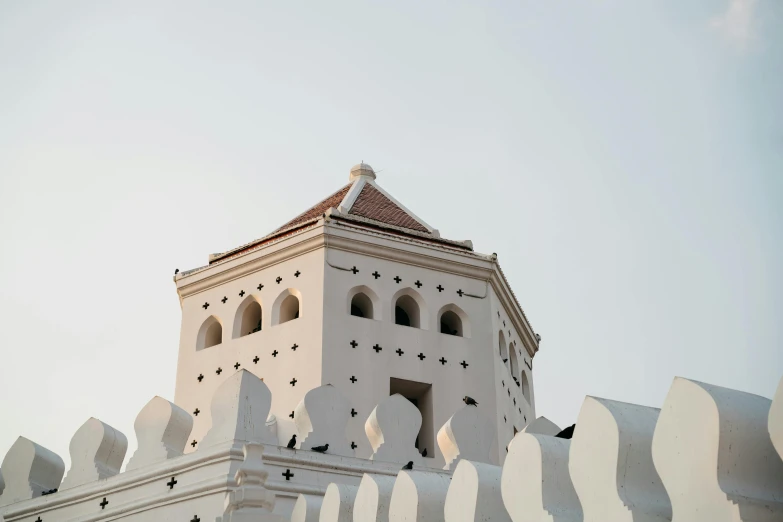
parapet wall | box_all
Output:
[1,371,781,522]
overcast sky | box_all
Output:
[1,0,781,468]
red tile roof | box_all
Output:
[270,183,352,235]
[348,183,429,233]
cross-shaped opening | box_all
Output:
[373,344,382,353]
[372,271,381,279]
[393,276,401,283]
[349,375,357,383]
[167,477,177,489]
[257,283,264,291]
[282,469,294,481]
[100,498,109,509]
[351,266,359,274]
[290,378,297,386]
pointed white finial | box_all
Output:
[350,162,376,181]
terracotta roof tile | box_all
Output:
[348,183,429,233]
[271,183,352,235]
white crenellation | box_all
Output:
[0,437,64,507]
[61,418,127,491]
[353,473,397,522]
[320,483,359,522]
[200,370,276,449]
[126,396,193,471]
[501,433,582,522]
[569,397,671,522]
[217,443,286,522]
[295,385,353,457]
[770,376,783,460]
[366,394,424,466]
[444,460,510,522]
[652,377,783,522]
[437,405,495,471]
[388,470,452,522]
[292,494,324,522]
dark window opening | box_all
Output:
[390,377,433,457]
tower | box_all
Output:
[173,163,539,466]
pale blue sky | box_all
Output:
[1,1,781,466]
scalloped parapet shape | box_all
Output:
[219,443,285,522]
[291,494,323,522]
[320,483,359,522]
[444,460,509,522]
[126,396,193,471]
[501,433,582,522]
[366,394,423,466]
[437,406,494,471]
[569,397,671,522]
[389,470,452,522]
[61,418,127,490]
[354,473,397,522]
[770,376,783,460]
[521,417,562,437]
[200,370,276,449]
[652,377,783,521]
[0,436,64,507]
[295,384,353,457]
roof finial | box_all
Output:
[349,162,376,182]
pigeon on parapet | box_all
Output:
[311,444,329,453]
[287,434,297,449]
[463,396,478,406]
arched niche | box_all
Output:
[232,295,263,338]
[391,287,428,330]
[521,371,531,403]
[346,285,380,320]
[272,288,302,325]
[498,330,509,368]
[509,343,519,378]
[437,303,470,338]
[197,316,223,351]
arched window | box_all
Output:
[197,316,223,351]
[272,288,303,326]
[509,344,519,378]
[395,295,420,328]
[439,310,462,336]
[437,304,470,337]
[498,331,508,367]
[521,371,531,402]
[233,296,263,338]
[279,295,300,323]
[350,293,373,319]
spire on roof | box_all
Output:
[349,162,376,182]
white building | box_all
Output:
[174,163,540,467]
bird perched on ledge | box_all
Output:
[287,434,297,449]
[402,461,414,470]
[463,396,478,406]
[311,443,329,453]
